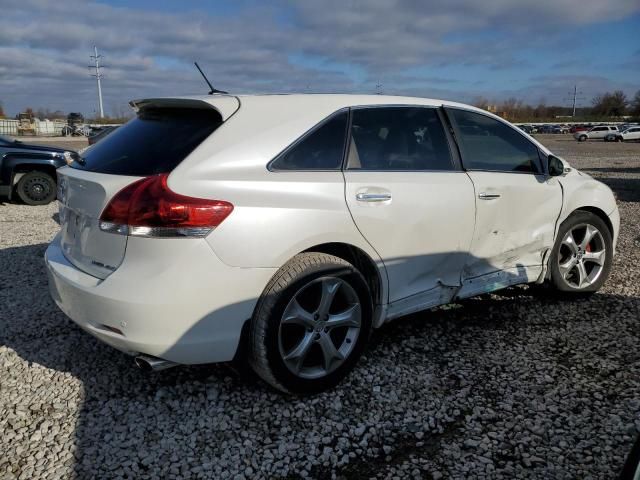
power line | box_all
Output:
[89,46,105,118]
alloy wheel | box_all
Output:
[278,277,361,380]
[558,223,606,289]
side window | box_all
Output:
[347,107,453,171]
[593,127,606,132]
[448,109,542,174]
[270,111,348,170]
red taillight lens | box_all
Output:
[99,174,233,237]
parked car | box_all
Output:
[0,135,72,205]
[550,125,569,134]
[574,125,619,142]
[517,124,534,134]
[569,125,589,134]
[605,126,640,142]
[88,126,119,146]
[45,94,619,393]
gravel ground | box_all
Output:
[1,135,639,479]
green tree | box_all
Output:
[0,100,5,118]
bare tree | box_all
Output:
[631,90,640,117]
[471,96,490,110]
[591,90,628,117]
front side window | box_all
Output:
[347,107,453,171]
[448,109,542,174]
[270,111,348,170]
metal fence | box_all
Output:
[0,119,67,136]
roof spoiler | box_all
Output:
[129,97,240,121]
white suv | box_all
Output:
[46,94,619,393]
[574,125,619,141]
[605,126,640,142]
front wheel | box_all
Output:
[15,171,57,205]
[578,135,587,142]
[549,211,613,294]
[249,252,372,394]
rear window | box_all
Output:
[72,108,222,176]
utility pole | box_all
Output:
[89,46,104,118]
[564,85,585,118]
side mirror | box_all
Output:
[548,155,569,177]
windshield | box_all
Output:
[71,107,223,176]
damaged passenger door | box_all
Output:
[344,106,475,314]
[445,107,563,288]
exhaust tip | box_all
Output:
[134,356,153,372]
[134,355,177,372]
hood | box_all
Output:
[9,142,71,154]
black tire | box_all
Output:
[15,171,57,205]
[578,135,587,142]
[549,211,613,294]
[619,435,640,479]
[249,252,372,394]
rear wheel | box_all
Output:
[249,252,372,394]
[15,171,57,205]
[549,211,613,294]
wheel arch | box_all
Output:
[12,162,58,179]
[302,242,386,309]
[574,206,613,237]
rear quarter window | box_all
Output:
[72,108,222,176]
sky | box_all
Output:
[0,0,639,117]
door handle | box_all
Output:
[478,192,501,200]
[356,192,392,202]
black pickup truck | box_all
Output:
[0,135,71,205]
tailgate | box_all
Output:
[57,167,141,279]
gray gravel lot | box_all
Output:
[1,135,639,479]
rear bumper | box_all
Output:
[45,233,277,364]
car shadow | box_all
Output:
[1,242,639,478]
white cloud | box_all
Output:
[0,0,638,115]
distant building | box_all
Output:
[486,105,509,119]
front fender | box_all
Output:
[557,171,619,243]
[1,155,64,188]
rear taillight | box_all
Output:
[99,174,233,238]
